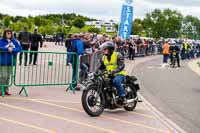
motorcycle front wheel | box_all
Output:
[82,85,105,117]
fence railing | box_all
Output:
[0,51,79,97]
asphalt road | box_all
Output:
[133,56,200,133]
[0,43,170,133]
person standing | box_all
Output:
[65,34,74,65]
[29,28,43,65]
[128,39,135,60]
[18,27,31,66]
[169,41,181,67]
[0,28,22,95]
[162,41,170,63]
[70,34,84,91]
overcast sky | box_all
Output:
[0,0,200,21]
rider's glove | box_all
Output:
[108,71,114,77]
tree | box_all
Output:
[142,9,183,39]
[88,27,100,34]
[182,15,200,39]
[3,16,11,28]
[72,18,85,29]
[34,16,42,26]
[56,25,63,33]
[131,19,143,36]
[10,22,24,32]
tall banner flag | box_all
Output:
[119,0,134,39]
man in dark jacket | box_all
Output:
[169,41,181,67]
[18,27,31,66]
[65,34,74,65]
[29,28,43,65]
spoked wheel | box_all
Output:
[124,84,137,111]
[82,86,105,117]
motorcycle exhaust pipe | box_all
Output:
[127,97,143,103]
[127,99,135,103]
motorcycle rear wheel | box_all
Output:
[124,84,138,111]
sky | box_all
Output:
[0,0,200,21]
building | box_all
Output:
[85,20,117,33]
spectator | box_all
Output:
[71,34,84,91]
[65,34,74,65]
[29,28,43,65]
[18,27,31,66]
[0,28,22,95]
[127,39,135,60]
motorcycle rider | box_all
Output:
[98,41,127,105]
[169,41,181,67]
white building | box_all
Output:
[85,20,117,33]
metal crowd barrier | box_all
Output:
[0,51,79,97]
[78,51,103,85]
[15,51,79,96]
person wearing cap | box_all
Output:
[0,28,22,96]
[98,41,127,105]
[29,28,43,65]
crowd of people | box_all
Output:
[162,39,200,67]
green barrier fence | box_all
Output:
[0,51,14,97]
[0,50,79,97]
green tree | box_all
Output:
[72,18,85,29]
[88,27,100,34]
[56,25,63,33]
[10,22,24,32]
[182,15,200,39]
[3,16,11,28]
[131,19,143,36]
[34,16,42,26]
[142,9,183,39]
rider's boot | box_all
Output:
[118,96,127,105]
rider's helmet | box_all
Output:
[100,41,115,52]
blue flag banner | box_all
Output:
[119,0,134,39]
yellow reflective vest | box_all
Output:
[102,52,126,76]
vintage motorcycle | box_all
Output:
[81,71,141,117]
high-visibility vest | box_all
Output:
[183,43,188,50]
[102,52,126,76]
[163,43,170,54]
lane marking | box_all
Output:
[101,116,169,133]
[147,66,155,69]
[36,100,169,133]
[5,97,155,119]
[5,98,169,133]
[128,111,155,119]
[0,117,57,133]
[6,97,80,104]
[0,103,117,133]
[138,93,187,133]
